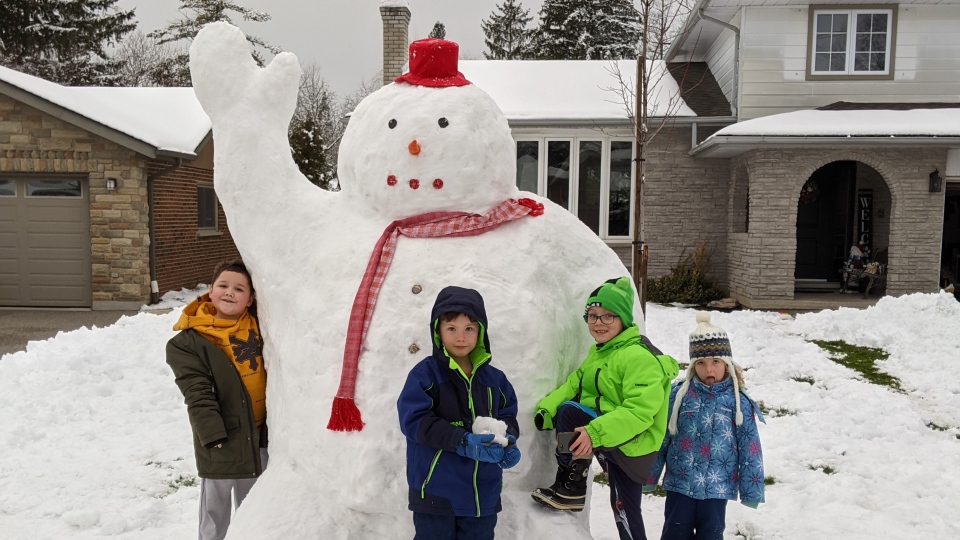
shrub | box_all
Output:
[647,241,724,305]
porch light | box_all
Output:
[929,169,943,193]
[106,178,117,191]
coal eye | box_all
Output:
[438,117,449,128]
[388,119,397,129]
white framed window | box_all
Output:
[809,7,895,77]
[197,183,218,230]
[0,179,15,197]
[514,137,635,240]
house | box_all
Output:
[0,66,239,309]
[378,1,960,309]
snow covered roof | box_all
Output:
[0,65,211,159]
[458,59,696,126]
[693,107,960,157]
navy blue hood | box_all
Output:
[430,286,491,359]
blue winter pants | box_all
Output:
[660,491,727,540]
[412,512,497,540]
[554,402,647,540]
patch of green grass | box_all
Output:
[792,376,815,385]
[756,401,797,417]
[809,465,836,475]
[168,474,196,489]
[764,476,776,485]
[811,340,902,391]
[927,422,948,431]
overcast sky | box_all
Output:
[116,0,547,96]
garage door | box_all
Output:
[0,176,91,307]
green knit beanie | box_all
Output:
[585,277,635,328]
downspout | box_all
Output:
[147,158,184,304]
[698,8,740,118]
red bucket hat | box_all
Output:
[394,38,471,87]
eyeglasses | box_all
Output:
[584,313,619,324]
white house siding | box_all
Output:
[703,15,740,113]
[738,5,960,120]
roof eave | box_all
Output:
[691,135,960,158]
[0,79,196,160]
[665,0,712,62]
[505,115,722,129]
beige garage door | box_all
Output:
[0,175,91,307]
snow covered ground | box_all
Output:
[2,290,959,539]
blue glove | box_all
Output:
[456,433,504,464]
[741,501,759,509]
[499,434,521,469]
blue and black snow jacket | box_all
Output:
[397,286,520,517]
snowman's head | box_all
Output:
[337,40,518,219]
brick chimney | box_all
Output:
[380,2,411,86]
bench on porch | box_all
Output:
[839,248,888,298]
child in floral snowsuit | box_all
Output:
[648,312,765,540]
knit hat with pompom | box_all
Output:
[668,311,743,435]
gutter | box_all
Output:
[697,8,740,119]
[146,157,184,304]
[691,135,960,157]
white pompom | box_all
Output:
[696,311,711,324]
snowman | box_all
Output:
[189,22,647,539]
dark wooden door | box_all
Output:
[795,161,855,281]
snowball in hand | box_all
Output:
[473,416,509,446]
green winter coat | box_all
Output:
[166,329,266,479]
[536,325,679,458]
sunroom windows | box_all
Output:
[514,138,634,240]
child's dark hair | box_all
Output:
[439,311,478,324]
[211,259,257,317]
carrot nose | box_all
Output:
[408,140,421,155]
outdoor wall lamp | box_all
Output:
[929,169,943,193]
[106,178,117,191]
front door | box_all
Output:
[795,161,855,286]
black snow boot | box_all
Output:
[531,458,590,511]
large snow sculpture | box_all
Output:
[189,22,645,539]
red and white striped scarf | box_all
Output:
[327,198,544,431]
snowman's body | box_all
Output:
[190,23,645,539]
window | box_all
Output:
[0,179,14,197]
[197,184,218,229]
[809,7,895,78]
[25,179,82,197]
[515,138,634,239]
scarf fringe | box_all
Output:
[327,396,364,432]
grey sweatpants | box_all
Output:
[198,447,269,540]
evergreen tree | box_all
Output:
[148,0,280,85]
[428,22,446,40]
[536,0,641,60]
[0,0,136,85]
[481,0,535,60]
[289,116,332,189]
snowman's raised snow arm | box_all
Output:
[189,22,330,230]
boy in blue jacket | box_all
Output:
[648,312,765,540]
[397,286,521,540]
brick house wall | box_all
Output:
[642,124,731,287]
[380,5,410,84]
[149,161,240,294]
[726,147,946,307]
[0,94,151,307]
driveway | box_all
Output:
[0,309,139,358]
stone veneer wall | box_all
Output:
[0,94,150,308]
[642,125,731,288]
[726,148,946,306]
[150,161,240,294]
[380,5,411,85]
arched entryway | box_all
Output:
[795,160,891,292]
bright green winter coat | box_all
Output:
[536,325,679,457]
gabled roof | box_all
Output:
[458,59,697,126]
[0,66,211,160]
[692,105,960,157]
[666,0,960,63]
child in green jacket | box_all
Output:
[531,277,678,540]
